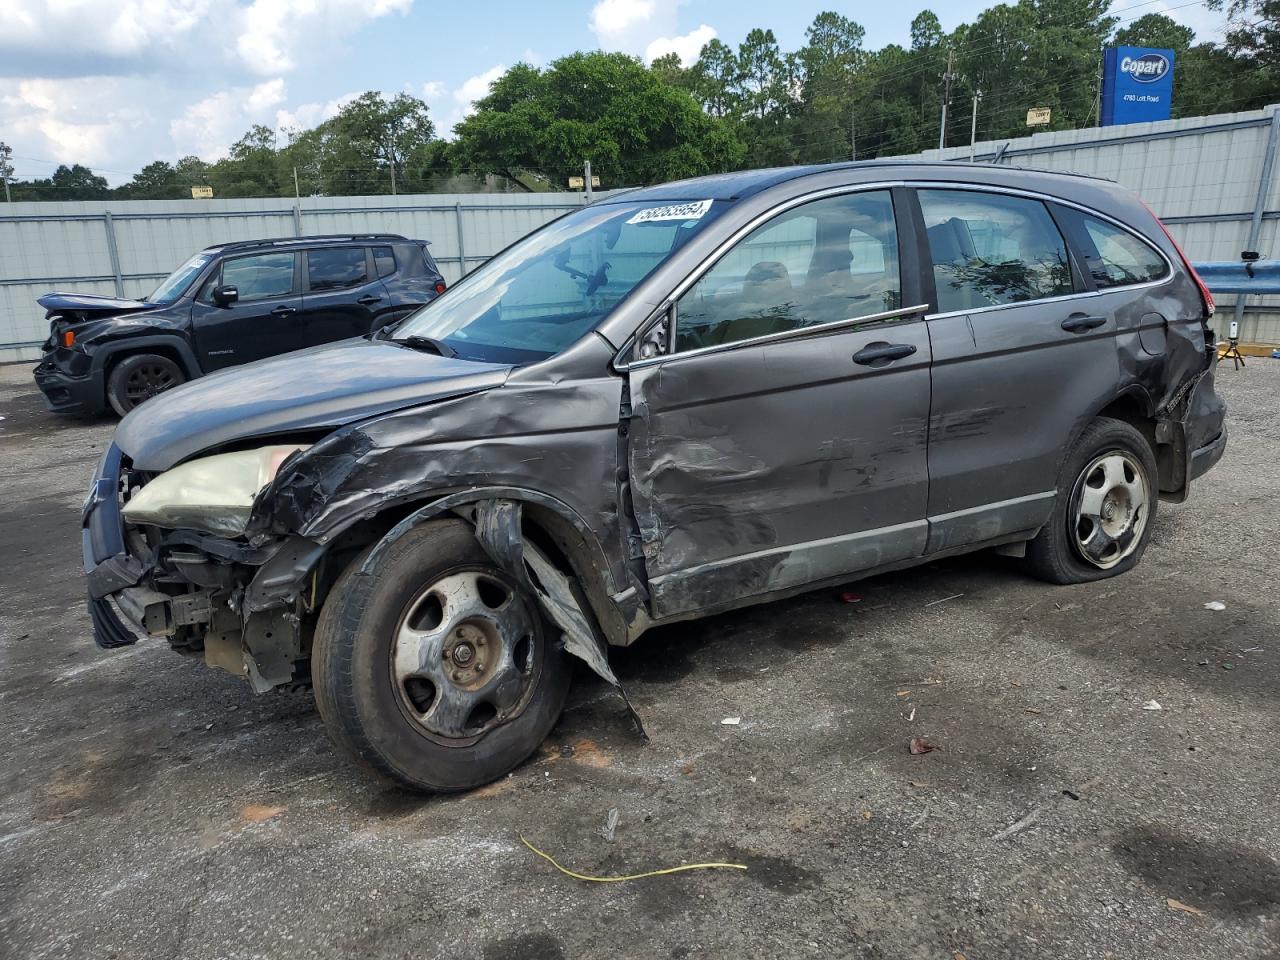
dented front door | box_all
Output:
[626,321,932,619]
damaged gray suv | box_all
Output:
[83,162,1227,791]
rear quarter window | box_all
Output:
[1069,211,1170,289]
[373,246,397,279]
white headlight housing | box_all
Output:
[122,444,306,537]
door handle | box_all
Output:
[1061,313,1107,333]
[853,342,917,366]
[357,295,383,305]
[271,305,297,316]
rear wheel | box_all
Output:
[1024,417,1158,584]
[106,353,185,416]
[312,519,572,792]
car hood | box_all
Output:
[38,292,158,319]
[115,338,513,471]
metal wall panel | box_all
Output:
[0,193,591,359]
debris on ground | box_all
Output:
[1025,708,1042,715]
[1223,662,1236,671]
[909,737,937,755]
[1204,600,1227,611]
[240,804,287,823]
[520,835,747,883]
[1143,700,1163,711]
[839,591,862,604]
[599,808,619,842]
[1166,897,1206,917]
[910,780,930,788]
[925,593,964,607]
[721,716,741,725]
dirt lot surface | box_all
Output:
[2,359,1278,960]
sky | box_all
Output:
[0,0,1229,185]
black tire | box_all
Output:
[312,519,572,792]
[1024,417,1159,585]
[106,353,185,416]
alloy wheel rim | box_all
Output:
[124,364,177,405]
[1071,451,1148,570]
[390,569,540,743]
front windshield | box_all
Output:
[393,199,727,363]
[147,253,213,304]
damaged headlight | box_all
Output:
[121,445,306,538]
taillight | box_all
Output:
[434,282,446,295]
[1144,201,1215,318]
[61,330,75,348]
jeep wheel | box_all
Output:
[1024,417,1158,585]
[106,353,185,416]
[312,519,572,792]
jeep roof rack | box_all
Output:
[206,234,410,254]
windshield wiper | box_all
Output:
[396,335,457,358]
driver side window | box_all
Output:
[674,190,900,352]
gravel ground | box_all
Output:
[1,358,1278,960]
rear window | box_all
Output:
[308,247,368,291]
[373,246,397,279]
[919,189,1074,312]
[1071,212,1169,289]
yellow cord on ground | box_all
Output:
[519,835,748,883]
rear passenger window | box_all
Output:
[373,246,397,279]
[1073,213,1168,288]
[919,190,1073,313]
[308,248,368,291]
[675,190,900,352]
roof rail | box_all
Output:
[207,233,410,253]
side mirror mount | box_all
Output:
[634,308,671,363]
[212,284,239,307]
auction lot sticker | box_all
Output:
[627,199,714,224]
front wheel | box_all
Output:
[1024,417,1158,585]
[106,353,185,416]
[312,519,572,792]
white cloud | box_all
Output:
[454,64,506,109]
[0,0,214,66]
[0,0,415,182]
[590,0,656,43]
[170,78,298,160]
[421,80,447,102]
[644,23,716,65]
[233,0,412,75]
[0,78,152,174]
[275,91,360,134]
[586,0,696,58]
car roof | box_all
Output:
[598,160,1116,205]
[203,234,415,255]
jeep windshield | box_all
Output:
[392,199,727,363]
[147,253,214,305]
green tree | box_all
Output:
[453,52,745,186]
[1208,0,1280,70]
[323,91,435,194]
[692,38,742,117]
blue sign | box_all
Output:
[1101,46,1175,126]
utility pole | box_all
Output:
[390,159,397,196]
[584,159,593,201]
[850,108,857,161]
[939,50,957,151]
[969,89,983,162]
[1094,50,1104,127]
[0,142,12,203]
[293,165,300,199]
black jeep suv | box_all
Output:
[34,234,447,416]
